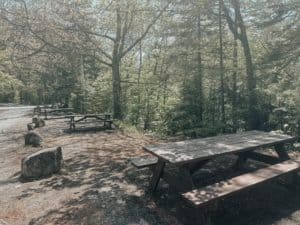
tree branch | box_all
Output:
[120,1,172,58]
[14,43,47,60]
[83,30,116,43]
[220,0,243,40]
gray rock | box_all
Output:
[27,123,35,131]
[21,147,63,180]
[24,131,42,147]
[32,116,45,128]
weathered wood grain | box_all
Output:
[182,159,300,207]
[143,131,296,164]
[149,159,165,193]
[131,156,158,168]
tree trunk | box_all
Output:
[232,7,238,132]
[112,6,123,120]
[222,0,258,130]
[219,0,225,129]
[112,58,122,119]
[196,15,203,123]
[233,0,258,130]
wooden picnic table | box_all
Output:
[43,108,74,119]
[143,130,296,193]
[66,114,112,131]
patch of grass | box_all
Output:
[114,120,145,138]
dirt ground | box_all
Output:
[1,106,300,225]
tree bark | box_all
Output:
[232,10,238,132]
[222,0,258,130]
[111,5,123,119]
[112,57,122,119]
[233,0,258,130]
[110,1,170,120]
[196,15,203,123]
[219,0,225,129]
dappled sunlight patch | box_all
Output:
[98,186,112,193]
[0,201,27,224]
[100,179,144,197]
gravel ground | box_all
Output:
[1,106,300,225]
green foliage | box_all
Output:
[0,0,298,139]
[113,120,144,137]
[296,63,300,120]
[85,74,113,114]
[165,69,207,136]
[0,72,23,103]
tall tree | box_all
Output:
[231,7,239,131]
[218,0,225,127]
[222,0,259,130]
[90,1,171,119]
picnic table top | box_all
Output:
[143,130,296,165]
[65,113,111,118]
[44,107,74,111]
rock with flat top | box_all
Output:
[21,147,63,180]
[24,131,42,147]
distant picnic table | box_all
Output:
[135,130,298,209]
[42,108,74,119]
[66,114,112,131]
[33,105,74,119]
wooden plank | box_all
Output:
[153,165,196,192]
[45,108,74,112]
[244,152,282,164]
[233,152,248,170]
[144,131,296,165]
[189,159,210,174]
[74,115,112,123]
[182,159,300,208]
[131,156,158,168]
[149,159,165,193]
[44,115,74,120]
[178,165,195,191]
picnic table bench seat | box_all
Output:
[182,158,300,208]
[131,156,158,169]
[136,131,297,224]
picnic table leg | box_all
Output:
[274,143,290,160]
[44,110,47,120]
[274,143,297,186]
[177,165,195,191]
[152,164,195,193]
[104,120,112,129]
[189,159,210,175]
[70,122,75,131]
[69,117,75,131]
[233,152,248,170]
[149,158,165,193]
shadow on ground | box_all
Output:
[17,129,300,225]
[153,158,300,225]
[25,136,179,225]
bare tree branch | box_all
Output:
[120,1,172,58]
[220,0,243,40]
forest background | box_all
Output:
[0,0,299,137]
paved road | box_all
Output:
[0,106,33,133]
[0,105,33,156]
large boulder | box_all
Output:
[24,131,42,147]
[32,116,45,128]
[21,147,63,180]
